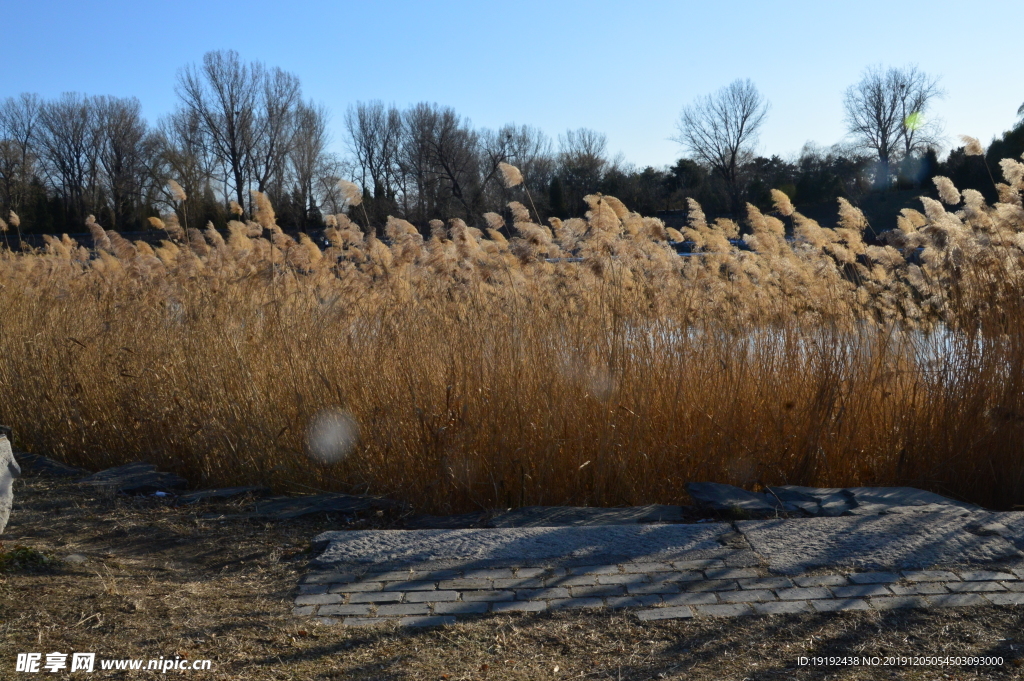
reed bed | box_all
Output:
[2,165,1024,512]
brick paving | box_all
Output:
[293,559,1024,627]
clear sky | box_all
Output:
[3,0,1021,169]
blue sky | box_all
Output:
[3,0,1021,169]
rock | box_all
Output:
[175,487,271,505]
[63,553,89,564]
[487,504,684,528]
[78,462,188,495]
[685,482,780,514]
[1,430,21,534]
[15,452,89,478]
[765,485,981,517]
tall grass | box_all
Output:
[2,168,1024,512]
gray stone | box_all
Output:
[695,603,755,617]
[11,451,87,477]
[958,571,1016,581]
[382,581,436,592]
[464,568,516,579]
[945,582,1005,593]
[376,603,430,616]
[494,578,547,588]
[704,568,759,579]
[348,592,403,603]
[679,579,738,592]
[848,572,900,584]
[636,606,694,621]
[765,485,980,518]
[294,593,342,606]
[811,598,870,612]
[597,574,649,585]
[0,434,21,534]
[903,570,960,582]
[548,597,604,610]
[432,602,490,614]
[63,553,88,565]
[606,595,662,609]
[622,562,674,573]
[627,582,682,595]
[292,605,316,616]
[660,592,718,606]
[78,462,187,495]
[318,604,372,616]
[439,578,491,590]
[776,587,832,600]
[404,590,458,603]
[738,577,793,590]
[928,593,987,607]
[889,583,948,595]
[567,564,621,575]
[515,588,571,600]
[738,515,1018,574]
[487,504,683,527]
[793,575,848,587]
[461,590,515,602]
[985,593,1024,606]
[330,581,383,593]
[832,584,891,598]
[685,482,779,513]
[719,589,775,603]
[570,585,626,597]
[754,600,813,615]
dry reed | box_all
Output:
[2,167,1024,512]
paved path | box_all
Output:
[294,511,1024,627]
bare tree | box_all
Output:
[36,93,102,224]
[345,101,402,208]
[843,65,942,187]
[557,128,609,213]
[247,66,302,198]
[288,100,331,228]
[674,79,769,212]
[94,96,149,228]
[0,94,41,216]
[176,50,262,214]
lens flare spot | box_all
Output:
[904,111,924,131]
[305,409,359,464]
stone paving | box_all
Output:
[293,555,1024,628]
[294,510,1024,628]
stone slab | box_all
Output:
[11,451,88,477]
[487,504,684,527]
[313,524,733,571]
[738,514,1020,574]
[77,462,187,494]
[685,482,779,513]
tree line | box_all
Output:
[2,51,1023,243]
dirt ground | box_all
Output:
[2,474,1024,680]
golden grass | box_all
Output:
[2,170,1024,512]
